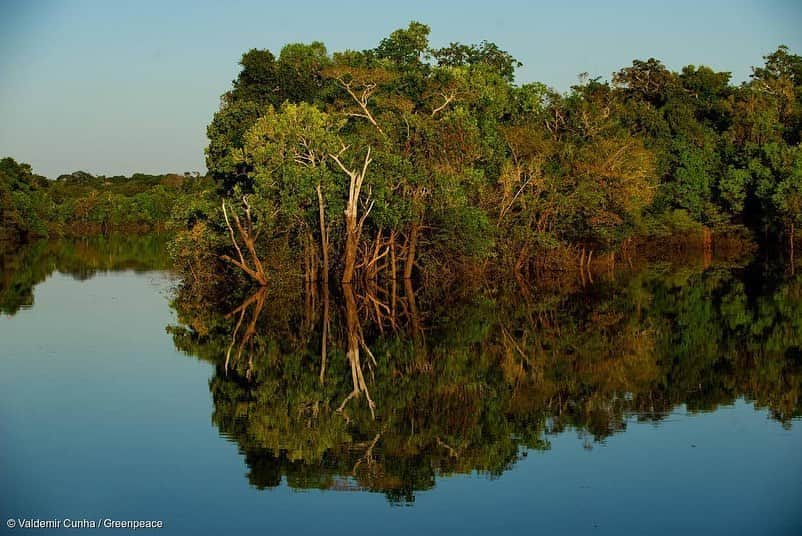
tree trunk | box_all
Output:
[404,276,423,343]
[791,222,795,275]
[390,230,397,319]
[404,221,419,280]
[330,147,373,285]
[316,184,329,286]
[319,282,330,385]
[343,211,359,284]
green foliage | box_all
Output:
[432,41,522,82]
[773,150,802,227]
[191,31,802,287]
[375,21,431,66]
[0,157,52,241]
[645,209,706,239]
[0,157,213,242]
[206,99,266,188]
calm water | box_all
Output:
[1,238,801,535]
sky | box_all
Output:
[1,0,801,179]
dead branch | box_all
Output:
[336,76,385,136]
[220,198,268,286]
[431,92,456,117]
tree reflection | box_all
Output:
[1,236,170,315]
[168,256,801,503]
[337,283,376,417]
[224,287,266,378]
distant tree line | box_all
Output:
[174,22,801,288]
[0,157,211,242]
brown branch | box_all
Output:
[431,92,456,117]
[220,199,267,285]
[336,77,385,136]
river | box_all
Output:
[1,237,800,535]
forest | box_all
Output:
[171,22,801,290]
[2,22,800,287]
[0,157,211,242]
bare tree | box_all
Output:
[330,146,374,284]
[220,197,268,286]
[334,76,385,136]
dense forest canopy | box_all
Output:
[177,22,802,289]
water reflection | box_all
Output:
[0,235,170,315]
[168,254,802,503]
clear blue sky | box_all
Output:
[1,0,800,178]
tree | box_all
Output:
[0,157,52,241]
[239,102,342,283]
